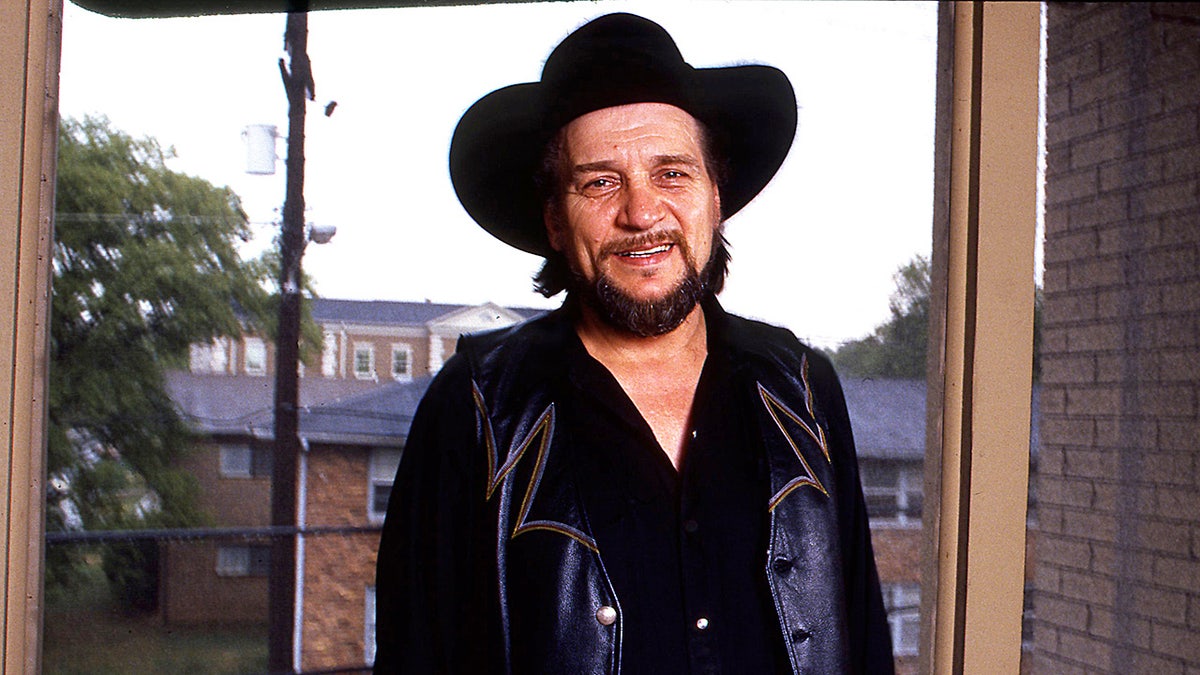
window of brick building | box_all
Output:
[369,449,402,524]
[219,443,271,478]
[189,338,229,374]
[219,444,253,478]
[243,337,267,375]
[861,459,923,527]
[882,582,921,656]
[354,343,375,380]
[216,545,271,577]
[391,343,413,381]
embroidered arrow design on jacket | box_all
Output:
[759,357,833,511]
[472,382,597,552]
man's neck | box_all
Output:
[574,302,708,469]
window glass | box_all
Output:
[219,444,254,478]
[369,449,403,523]
[391,344,412,380]
[48,3,938,673]
[244,337,267,375]
[354,343,375,380]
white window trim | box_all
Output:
[322,331,337,378]
[365,585,377,665]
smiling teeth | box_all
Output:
[622,244,672,258]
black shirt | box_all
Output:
[561,331,790,674]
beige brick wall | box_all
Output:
[1033,4,1200,673]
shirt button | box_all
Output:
[596,606,617,626]
[683,519,700,534]
[695,617,710,631]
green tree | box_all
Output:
[829,254,1044,381]
[48,116,280,592]
[829,255,931,379]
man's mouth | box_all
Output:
[618,243,674,259]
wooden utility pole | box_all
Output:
[270,10,310,674]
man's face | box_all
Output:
[545,102,722,333]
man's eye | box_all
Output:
[576,177,618,195]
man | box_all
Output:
[376,13,893,674]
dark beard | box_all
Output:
[571,237,721,338]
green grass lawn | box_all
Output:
[43,563,267,675]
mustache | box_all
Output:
[598,230,689,258]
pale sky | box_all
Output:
[58,0,938,348]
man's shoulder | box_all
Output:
[445,308,572,399]
[456,308,567,365]
[719,308,825,363]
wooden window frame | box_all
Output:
[0,2,1040,672]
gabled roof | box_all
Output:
[841,378,928,460]
[840,378,1041,461]
[165,371,380,437]
[165,370,432,448]
[310,297,543,328]
[299,377,433,447]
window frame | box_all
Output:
[353,342,376,380]
[368,449,402,525]
[1,2,1041,672]
[243,336,267,375]
[215,544,272,577]
[218,443,254,478]
[391,342,413,381]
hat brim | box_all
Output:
[449,63,797,257]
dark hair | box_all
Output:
[532,116,731,298]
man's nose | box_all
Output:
[618,180,665,230]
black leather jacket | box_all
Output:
[375,301,893,674]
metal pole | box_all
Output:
[270,10,310,674]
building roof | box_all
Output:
[310,297,543,327]
[841,378,928,460]
[165,371,381,437]
[840,377,1041,461]
[299,377,432,446]
[166,370,432,447]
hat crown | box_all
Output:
[540,13,695,132]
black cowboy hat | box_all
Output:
[448,12,797,257]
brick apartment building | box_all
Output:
[1031,3,1200,673]
[166,297,957,671]
[163,298,535,669]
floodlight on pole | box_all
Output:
[307,223,337,244]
